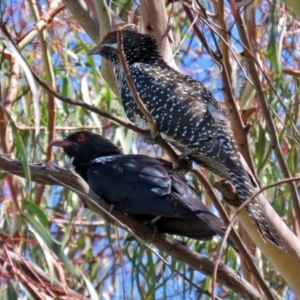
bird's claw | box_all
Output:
[172,238,188,247]
[145,216,161,225]
[214,180,240,207]
[173,154,192,175]
[144,130,162,145]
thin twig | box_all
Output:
[183,6,256,177]
[29,65,148,136]
[199,16,254,87]
[1,49,147,137]
[0,249,88,299]
[228,0,300,228]
[116,26,157,137]
[228,34,300,146]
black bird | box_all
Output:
[50,131,231,243]
[88,30,283,249]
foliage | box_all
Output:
[0,0,299,299]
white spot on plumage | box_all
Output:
[95,30,284,249]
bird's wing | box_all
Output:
[89,154,230,241]
[125,63,235,179]
[170,172,228,238]
[176,80,282,247]
[88,155,196,217]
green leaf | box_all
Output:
[83,276,99,300]
[267,0,281,78]
[0,105,31,185]
[7,280,17,300]
[61,202,77,248]
[21,212,78,278]
[23,200,49,227]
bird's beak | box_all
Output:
[49,139,73,148]
[87,44,103,56]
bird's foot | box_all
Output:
[171,238,188,247]
[173,155,192,175]
[144,216,162,226]
[144,130,163,145]
[142,217,161,239]
[214,179,240,207]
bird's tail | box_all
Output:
[230,168,284,249]
[246,195,284,249]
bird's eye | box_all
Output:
[106,34,115,43]
[77,134,86,143]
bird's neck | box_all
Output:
[109,45,164,66]
[71,147,122,181]
[72,160,90,182]
[125,52,164,65]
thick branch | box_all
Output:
[140,0,177,69]
[191,169,275,300]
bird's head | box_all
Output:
[49,131,122,167]
[88,30,162,65]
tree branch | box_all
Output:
[0,248,89,300]
[228,0,300,227]
[140,0,177,69]
[191,169,276,300]
[0,154,265,300]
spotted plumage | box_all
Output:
[88,30,284,249]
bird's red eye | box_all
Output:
[77,134,86,143]
[106,34,115,43]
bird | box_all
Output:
[88,30,284,249]
[50,131,233,244]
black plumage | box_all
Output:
[88,30,283,249]
[50,131,230,242]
